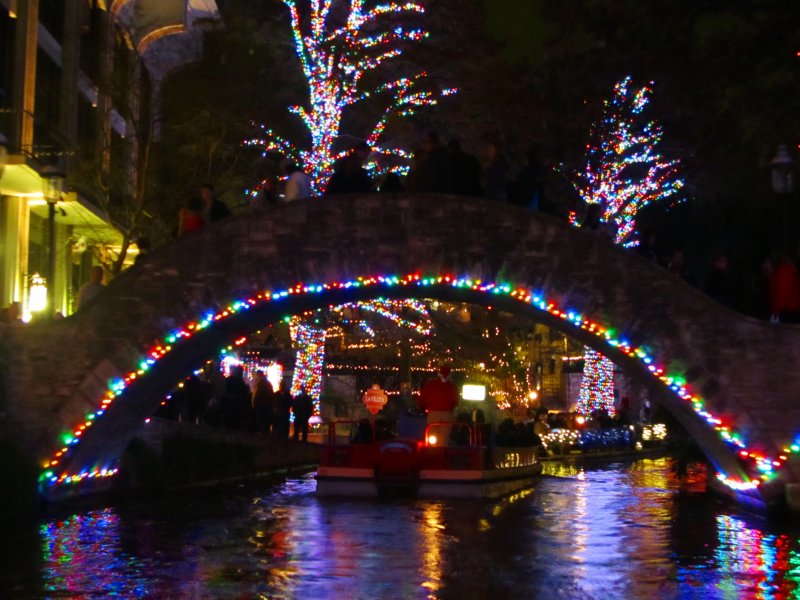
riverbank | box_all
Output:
[1,418,320,525]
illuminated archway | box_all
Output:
[42,274,775,503]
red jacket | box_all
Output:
[418,377,458,412]
[770,260,800,315]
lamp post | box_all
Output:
[771,144,796,249]
[41,165,65,316]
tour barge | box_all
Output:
[316,420,543,498]
[537,423,670,462]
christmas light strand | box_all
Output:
[41,273,779,495]
[334,298,432,335]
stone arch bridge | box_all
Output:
[2,195,800,509]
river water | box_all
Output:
[2,457,799,599]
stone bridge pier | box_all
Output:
[2,194,800,513]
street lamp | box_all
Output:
[41,165,65,316]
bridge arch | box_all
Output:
[4,195,800,506]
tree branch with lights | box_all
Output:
[245,0,455,192]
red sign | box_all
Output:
[362,384,388,415]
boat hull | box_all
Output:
[316,442,543,499]
[417,463,543,498]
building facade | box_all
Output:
[0,0,217,318]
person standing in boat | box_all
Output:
[418,365,459,445]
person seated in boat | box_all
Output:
[351,418,374,444]
[585,411,603,430]
[397,407,428,440]
[496,418,516,447]
[513,422,538,447]
[450,411,472,446]
[533,412,550,436]
[471,408,492,447]
[595,408,615,429]
[375,417,395,441]
[616,395,633,425]
[514,422,529,446]
[418,365,459,445]
[639,400,653,424]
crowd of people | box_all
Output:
[626,233,800,324]
[156,365,316,442]
[176,183,233,236]
[318,131,552,214]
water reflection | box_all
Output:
[2,458,799,598]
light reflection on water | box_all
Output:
[2,457,800,598]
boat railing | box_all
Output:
[326,419,375,445]
[423,421,482,447]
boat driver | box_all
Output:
[418,365,459,445]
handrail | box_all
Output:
[326,419,376,444]
[423,421,478,447]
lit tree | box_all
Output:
[246,0,455,191]
[572,76,684,247]
[574,76,684,416]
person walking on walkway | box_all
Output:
[292,387,314,442]
[275,381,293,438]
[252,371,276,434]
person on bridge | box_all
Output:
[282,161,313,202]
[177,197,205,236]
[199,183,231,223]
[77,266,106,310]
[326,142,373,194]
[483,140,509,202]
[768,253,800,323]
[445,138,482,197]
[418,365,459,445]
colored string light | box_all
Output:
[244,1,455,191]
[333,298,432,335]
[41,273,775,494]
